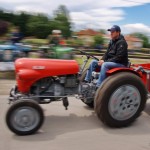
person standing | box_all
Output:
[10,27,23,44]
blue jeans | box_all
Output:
[85,60,125,87]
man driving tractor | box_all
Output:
[84,25,128,89]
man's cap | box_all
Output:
[107,25,121,32]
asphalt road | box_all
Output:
[1,80,150,150]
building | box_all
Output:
[103,34,143,50]
[125,35,143,50]
[76,29,102,46]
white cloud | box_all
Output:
[123,23,150,35]
[1,0,150,31]
[1,0,150,8]
[15,5,49,14]
[91,0,150,8]
[70,8,125,30]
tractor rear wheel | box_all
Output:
[95,72,147,127]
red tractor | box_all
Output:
[6,50,150,135]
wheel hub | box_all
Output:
[108,85,141,121]
[11,107,39,131]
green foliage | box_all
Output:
[74,38,84,46]
[99,29,106,34]
[0,5,72,39]
[0,20,9,35]
[0,9,14,22]
[93,35,105,45]
[23,38,48,45]
[66,39,74,45]
[13,12,31,36]
[66,38,84,47]
[26,14,51,38]
[53,5,72,37]
[132,33,150,48]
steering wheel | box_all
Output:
[78,49,99,61]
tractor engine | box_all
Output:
[30,71,99,103]
[30,75,79,100]
[78,71,99,99]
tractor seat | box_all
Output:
[127,60,131,68]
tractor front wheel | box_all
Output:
[6,100,44,135]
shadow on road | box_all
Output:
[144,102,150,116]
[12,109,150,142]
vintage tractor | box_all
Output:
[5,50,150,135]
[38,45,74,60]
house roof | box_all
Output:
[103,34,143,42]
[77,29,101,36]
[125,35,143,42]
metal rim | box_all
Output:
[10,106,40,132]
[108,84,141,121]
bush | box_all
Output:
[66,38,84,47]
[0,20,9,35]
[23,38,48,46]
[93,35,104,46]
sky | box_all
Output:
[0,0,150,35]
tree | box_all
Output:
[27,14,51,38]
[13,12,31,36]
[0,5,72,38]
[53,5,72,37]
[94,35,105,46]
[132,33,150,48]
[0,9,14,23]
[99,29,106,34]
[0,20,9,35]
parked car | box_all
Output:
[0,42,32,62]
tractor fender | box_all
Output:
[106,67,141,77]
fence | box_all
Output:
[74,48,150,59]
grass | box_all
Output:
[23,38,48,45]
[75,56,93,68]
[130,58,150,64]
[74,56,150,67]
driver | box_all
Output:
[84,25,128,89]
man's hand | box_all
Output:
[98,60,104,66]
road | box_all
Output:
[0,80,150,150]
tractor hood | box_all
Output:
[15,58,79,93]
[15,58,79,77]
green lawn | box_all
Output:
[75,56,149,67]
[23,38,48,45]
